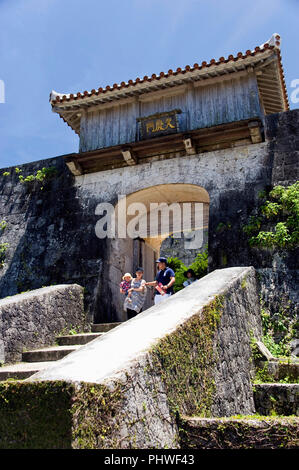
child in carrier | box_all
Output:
[119,273,133,303]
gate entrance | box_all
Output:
[109,183,209,319]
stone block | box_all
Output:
[254,384,299,416]
[0,284,86,363]
[179,416,299,449]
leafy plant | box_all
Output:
[18,166,58,187]
[0,242,9,269]
[68,328,79,336]
[167,247,208,292]
[243,182,299,249]
[260,304,297,358]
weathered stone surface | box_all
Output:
[56,332,103,346]
[256,254,298,356]
[0,110,298,324]
[179,416,299,449]
[0,361,54,381]
[255,360,299,383]
[254,384,299,417]
[0,157,105,323]
[22,345,81,363]
[0,267,262,448]
[254,341,277,362]
[265,110,299,187]
[0,284,86,363]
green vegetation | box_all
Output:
[216,221,232,233]
[260,301,297,358]
[68,327,80,336]
[167,248,208,292]
[0,243,9,269]
[0,379,127,449]
[180,415,299,449]
[0,221,7,231]
[18,166,57,185]
[2,172,10,177]
[243,182,299,249]
[151,295,224,418]
[0,220,8,269]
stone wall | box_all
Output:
[179,416,299,449]
[0,266,262,448]
[265,109,299,187]
[254,384,299,416]
[0,157,105,322]
[0,109,298,322]
[0,284,86,363]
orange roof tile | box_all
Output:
[50,33,288,109]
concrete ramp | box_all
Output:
[0,266,262,449]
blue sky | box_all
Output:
[0,0,298,169]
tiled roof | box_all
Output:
[50,33,288,108]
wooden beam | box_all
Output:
[248,121,263,144]
[139,84,187,102]
[65,158,83,176]
[264,106,281,114]
[121,148,137,166]
[183,136,196,155]
[261,96,283,106]
[193,69,249,88]
[258,86,282,97]
[257,77,278,86]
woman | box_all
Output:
[183,269,196,287]
[124,267,147,320]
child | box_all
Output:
[120,273,133,302]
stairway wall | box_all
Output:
[0,284,86,363]
[0,267,262,448]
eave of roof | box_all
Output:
[50,33,289,134]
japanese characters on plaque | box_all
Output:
[138,110,181,140]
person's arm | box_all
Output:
[131,280,146,292]
[162,276,175,291]
[145,280,157,287]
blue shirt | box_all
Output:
[155,267,175,295]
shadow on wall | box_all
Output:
[0,157,107,323]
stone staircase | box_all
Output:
[1,322,298,448]
[0,323,121,381]
[179,344,299,449]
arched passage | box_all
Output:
[109,183,210,318]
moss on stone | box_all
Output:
[71,382,124,449]
[150,295,224,418]
[0,380,126,449]
[0,381,74,449]
[179,416,299,449]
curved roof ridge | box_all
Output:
[50,33,284,105]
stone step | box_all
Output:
[254,383,299,416]
[22,345,81,363]
[0,324,119,380]
[91,322,122,333]
[0,362,54,381]
[179,416,299,449]
[56,332,104,346]
[256,360,299,383]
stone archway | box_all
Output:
[109,183,210,319]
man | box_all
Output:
[145,257,175,305]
